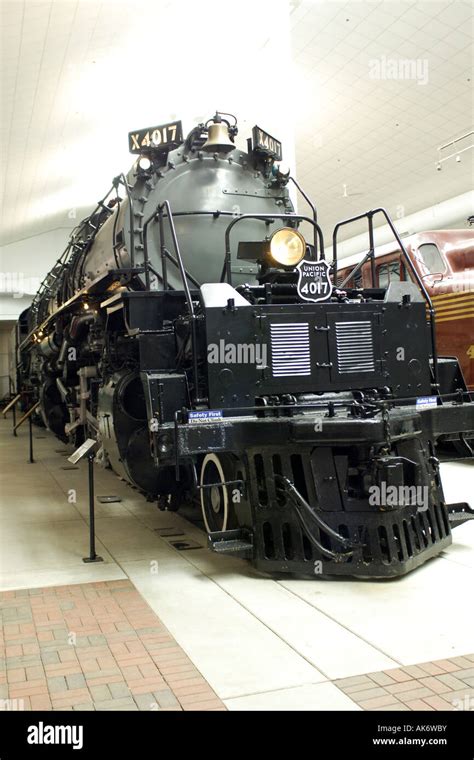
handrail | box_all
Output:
[13,401,40,432]
[332,207,439,387]
[19,268,140,351]
[29,181,118,318]
[137,204,324,402]
[2,393,21,417]
[144,201,202,401]
[222,213,325,285]
[156,202,195,317]
[142,211,217,291]
[117,174,136,269]
[338,249,373,289]
[288,176,318,257]
[174,388,471,419]
[143,208,323,288]
[162,249,201,288]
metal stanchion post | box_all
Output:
[68,437,103,563]
[28,415,34,463]
[83,451,103,563]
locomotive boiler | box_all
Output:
[16,112,474,578]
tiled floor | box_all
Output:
[0,580,225,711]
[2,583,472,712]
[0,417,473,711]
[334,656,474,712]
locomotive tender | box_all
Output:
[17,112,474,578]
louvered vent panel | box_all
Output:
[270,322,311,377]
[335,321,375,374]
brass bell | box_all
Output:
[202,122,235,153]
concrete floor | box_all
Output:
[1,418,473,710]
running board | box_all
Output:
[447,502,474,527]
[207,529,254,559]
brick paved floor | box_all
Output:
[0,580,226,711]
[335,656,474,711]
[1,579,473,711]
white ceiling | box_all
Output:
[1,0,473,249]
[0,0,294,246]
[291,0,473,238]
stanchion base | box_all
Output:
[82,556,104,563]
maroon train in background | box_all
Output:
[338,230,474,389]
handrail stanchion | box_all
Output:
[3,393,22,437]
[331,207,439,388]
[13,401,40,433]
[368,211,376,286]
[158,202,202,402]
[28,415,34,463]
[84,451,101,562]
[68,438,103,563]
[289,176,319,258]
[222,213,325,286]
[12,401,40,460]
[2,393,21,417]
[158,211,168,290]
[140,205,325,406]
[118,174,136,269]
[377,208,439,388]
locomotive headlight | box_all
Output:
[237,226,306,270]
[268,228,306,268]
[137,155,152,172]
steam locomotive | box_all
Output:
[16,112,474,578]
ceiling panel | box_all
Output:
[291,0,473,240]
[0,0,473,249]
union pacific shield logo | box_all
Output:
[296,259,333,303]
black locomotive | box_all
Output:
[16,112,474,578]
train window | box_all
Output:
[389,262,401,280]
[417,243,446,275]
[340,269,362,288]
[378,265,389,287]
[377,261,400,287]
